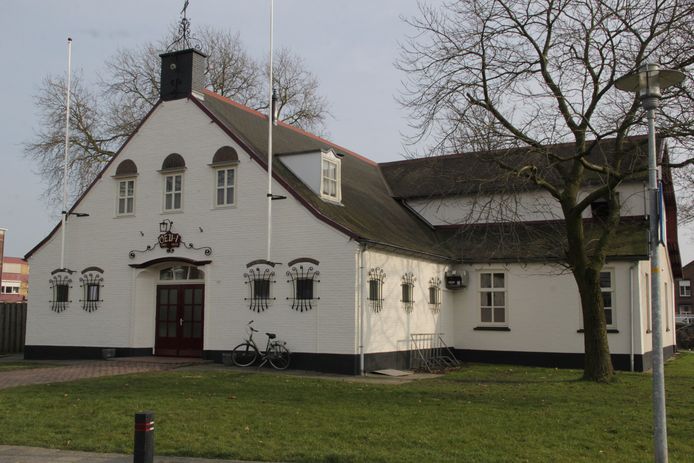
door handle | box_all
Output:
[179,318,183,326]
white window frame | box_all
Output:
[214,166,236,208]
[116,178,136,216]
[320,151,341,203]
[599,270,616,329]
[679,280,691,297]
[479,271,507,326]
[163,173,183,212]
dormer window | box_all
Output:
[320,151,341,202]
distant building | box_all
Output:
[0,228,5,277]
[1,256,29,302]
[676,260,693,322]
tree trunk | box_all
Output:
[575,267,614,382]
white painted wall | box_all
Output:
[26,97,358,355]
[407,183,647,225]
[450,261,658,356]
[360,248,455,354]
[278,152,322,195]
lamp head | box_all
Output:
[615,63,686,109]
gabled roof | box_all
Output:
[195,91,453,260]
[26,89,661,266]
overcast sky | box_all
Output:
[1,0,693,265]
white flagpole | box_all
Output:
[60,37,72,270]
[266,0,274,262]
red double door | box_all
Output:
[155,284,204,357]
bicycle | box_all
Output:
[231,320,291,370]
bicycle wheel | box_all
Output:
[231,343,259,367]
[268,343,290,370]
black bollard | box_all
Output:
[133,411,155,463]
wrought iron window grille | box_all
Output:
[286,258,320,312]
[401,272,416,314]
[79,267,104,313]
[428,276,442,313]
[49,268,74,313]
[244,260,277,312]
[367,267,386,313]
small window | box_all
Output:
[680,280,691,297]
[599,271,615,328]
[286,258,320,312]
[480,272,506,324]
[164,174,183,211]
[367,268,386,313]
[244,260,276,312]
[79,267,104,313]
[591,193,619,221]
[428,276,442,312]
[56,284,69,302]
[320,152,341,202]
[215,168,236,207]
[401,272,416,313]
[254,279,271,300]
[117,179,135,215]
[50,269,74,313]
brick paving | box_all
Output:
[0,358,206,390]
[0,445,264,463]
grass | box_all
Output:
[1,355,694,462]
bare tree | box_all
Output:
[25,28,330,205]
[397,0,694,381]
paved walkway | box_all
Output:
[0,445,268,463]
[0,357,209,390]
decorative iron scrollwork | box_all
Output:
[286,258,320,312]
[129,241,158,259]
[49,268,74,313]
[401,272,416,314]
[182,242,212,256]
[367,267,386,313]
[244,260,276,312]
[428,276,442,313]
[79,267,104,313]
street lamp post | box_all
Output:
[615,63,685,463]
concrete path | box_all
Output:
[0,445,269,463]
[0,357,208,390]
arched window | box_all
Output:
[115,159,138,176]
[159,266,205,281]
[114,160,138,216]
[211,146,239,165]
[161,153,186,170]
[211,147,239,208]
[161,154,186,211]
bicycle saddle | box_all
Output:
[266,332,276,339]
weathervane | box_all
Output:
[167,0,201,51]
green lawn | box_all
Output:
[1,354,693,462]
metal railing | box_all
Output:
[410,333,460,372]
